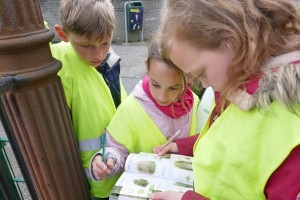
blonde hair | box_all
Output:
[60,0,115,40]
[160,0,300,110]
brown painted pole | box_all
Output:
[0,1,90,199]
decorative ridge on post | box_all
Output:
[0,1,90,199]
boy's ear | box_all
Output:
[144,59,149,74]
[54,24,69,42]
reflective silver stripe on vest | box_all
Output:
[78,137,102,152]
[85,168,91,178]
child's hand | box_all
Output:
[150,191,183,200]
[92,155,115,180]
[153,142,179,156]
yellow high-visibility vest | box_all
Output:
[193,102,300,199]
[51,42,126,198]
[108,93,199,153]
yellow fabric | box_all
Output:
[108,93,199,153]
[193,102,300,199]
[51,42,125,198]
[120,80,127,102]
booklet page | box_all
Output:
[125,152,193,184]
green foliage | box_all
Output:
[174,161,193,171]
[133,179,149,187]
[137,161,156,174]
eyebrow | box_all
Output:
[150,78,159,84]
[77,40,111,46]
[73,39,90,45]
[150,78,181,88]
[170,84,181,88]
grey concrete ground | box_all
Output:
[0,42,147,199]
[113,42,148,93]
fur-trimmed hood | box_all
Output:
[229,51,300,113]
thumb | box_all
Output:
[153,146,161,154]
[106,158,115,169]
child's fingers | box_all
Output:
[158,142,179,155]
[157,146,170,156]
[153,143,167,154]
[153,147,162,154]
[92,155,109,179]
[151,191,166,200]
[151,191,183,200]
[94,166,110,180]
[154,142,179,156]
[93,155,106,169]
[106,158,115,169]
[157,142,178,156]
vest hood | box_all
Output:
[131,80,154,103]
[106,48,121,68]
[229,51,300,113]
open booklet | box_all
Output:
[109,152,194,200]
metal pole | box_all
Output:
[141,5,144,43]
[124,1,129,43]
[0,1,90,199]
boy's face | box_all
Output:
[67,32,112,67]
[55,25,112,67]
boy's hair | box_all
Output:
[60,0,115,40]
[160,0,300,109]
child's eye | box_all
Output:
[197,70,206,78]
[151,83,160,88]
[79,44,92,48]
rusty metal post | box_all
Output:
[0,1,90,199]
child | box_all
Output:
[151,0,300,200]
[90,39,199,181]
[50,0,127,199]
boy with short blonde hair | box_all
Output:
[51,0,127,199]
[59,0,115,38]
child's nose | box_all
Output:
[157,91,168,103]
